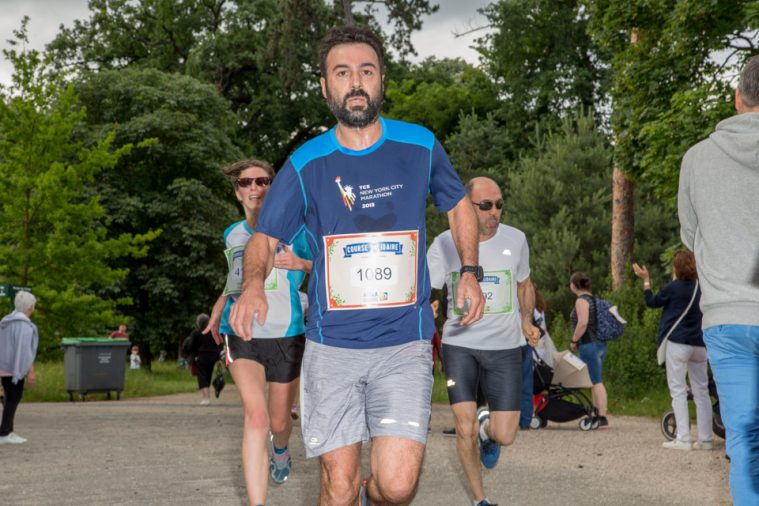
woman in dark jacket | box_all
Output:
[185,314,220,405]
[633,250,712,450]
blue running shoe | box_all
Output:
[269,438,292,484]
[477,408,501,469]
[475,500,498,506]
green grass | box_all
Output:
[23,361,201,402]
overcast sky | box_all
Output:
[0,0,493,87]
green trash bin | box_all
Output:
[61,338,131,401]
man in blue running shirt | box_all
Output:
[230,25,484,506]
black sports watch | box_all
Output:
[459,265,484,282]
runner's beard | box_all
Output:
[327,87,383,128]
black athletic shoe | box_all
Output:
[442,427,456,437]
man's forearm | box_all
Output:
[242,232,277,290]
[447,197,479,265]
[517,277,535,323]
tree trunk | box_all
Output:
[341,0,354,25]
[610,166,634,290]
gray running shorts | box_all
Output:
[300,339,433,458]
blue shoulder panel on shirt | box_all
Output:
[383,118,435,151]
[290,132,338,172]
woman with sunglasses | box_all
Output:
[205,159,312,506]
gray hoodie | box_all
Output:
[0,310,39,383]
[678,112,759,328]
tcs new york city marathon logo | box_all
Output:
[335,176,356,211]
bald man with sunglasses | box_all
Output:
[427,176,540,506]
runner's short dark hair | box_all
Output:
[319,25,385,77]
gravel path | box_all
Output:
[1,386,730,505]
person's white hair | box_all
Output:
[14,291,36,313]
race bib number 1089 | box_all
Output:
[324,230,418,310]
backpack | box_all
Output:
[593,297,626,342]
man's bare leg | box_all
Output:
[319,443,362,506]
[366,436,426,506]
[453,403,520,502]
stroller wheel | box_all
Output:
[579,416,594,431]
[661,410,677,441]
[712,401,725,440]
[529,416,542,430]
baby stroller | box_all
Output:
[529,350,599,431]
[660,372,725,440]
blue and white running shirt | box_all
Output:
[219,220,311,338]
[256,117,466,349]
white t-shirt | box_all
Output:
[130,353,141,370]
[427,224,530,350]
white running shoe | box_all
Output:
[662,440,692,450]
[199,399,210,406]
[0,432,27,444]
[692,441,714,450]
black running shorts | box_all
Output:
[442,343,522,412]
[223,334,305,383]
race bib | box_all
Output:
[223,245,277,296]
[324,230,418,310]
[451,269,512,315]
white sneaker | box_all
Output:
[693,441,713,450]
[0,432,27,444]
[199,399,210,406]
[662,440,692,450]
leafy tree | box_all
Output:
[477,0,609,158]
[385,58,499,141]
[505,111,613,318]
[74,68,241,359]
[0,21,148,355]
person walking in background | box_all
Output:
[110,324,129,339]
[184,314,219,405]
[568,272,609,429]
[428,176,539,506]
[228,25,484,506]
[206,158,312,506]
[129,345,142,370]
[678,55,759,505]
[0,291,38,444]
[633,252,711,450]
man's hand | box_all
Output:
[229,287,268,340]
[273,244,301,271]
[455,273,484,325]
[26,368,36,387]
[204,295,228,344]
[522,318,541,347]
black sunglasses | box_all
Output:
[471,198,504,211]
[237,176,272,188]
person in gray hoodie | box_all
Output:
[678,54,759,506]
[0,291,38,444]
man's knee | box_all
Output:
[373,473,419,504]
[320,453,361,503]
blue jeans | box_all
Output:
[519,345,534,428]
[703,325,759,506]
[578,341,607,385]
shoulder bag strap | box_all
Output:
[662,280,699,342]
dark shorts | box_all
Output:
[442,343,522,412]
[223,334,305,383]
